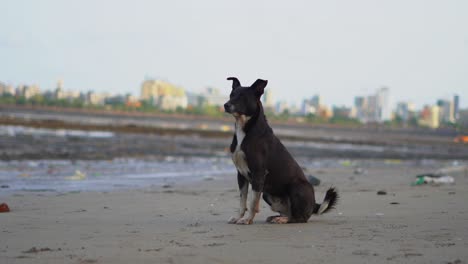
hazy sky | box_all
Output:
[1,0,467,108]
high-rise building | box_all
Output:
[367,95,378,122]
[458,109,468,128]
[311,95,321,109]
[140,79,187,110]
[354,87,390,123]
[301,99,316,115]
[354,96,367,122]
[376,87,391,122]
[437,99,455,123]
[263,89,275,110]
[454,94,460,120]
[301,94,323,116]
[395,102,416,122]
[419,105,440,129]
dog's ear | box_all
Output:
[251,79,268,96]
[227,77,241,89]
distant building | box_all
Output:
[376,87,391,121]
[311,95,321,109]
[140,79,188,110]
[367,95,378,122]
[454,94,460,120]
[419,105,440,129]
[105,94,126,105]
[318,106,334,119]
[301,94,323,116]
[200,87,226,107]
[275,101,289,114]
[263,89,275,111]
[186,92,204,107]
[333,106,355,119]
[437,99,455,123]
[458,109,468,128]
[395,101,416,122]
[16,84,41,99]
[354,96,367,122]
[185,87,227,109]
[86,91,110,105]
[159,95,188,111]
[54,80,80,100]
[301,99,317,115]
[0,82,15,95]
[354,87,390,123]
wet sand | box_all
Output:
[1,164,467,264]
[2,106,468,160]
[1,124,467,160]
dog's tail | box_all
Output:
[313,187,338,215]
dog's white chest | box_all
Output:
[232,120,251,180]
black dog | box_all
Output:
[224,77,338,224]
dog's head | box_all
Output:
[224,77,268,117]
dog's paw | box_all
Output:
[236,217,253,225]
[228,216,240,224]
[268,216,289,224]
[265,215,281,223]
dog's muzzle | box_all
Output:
[224,102,233,113]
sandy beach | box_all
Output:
[1,161,467,264]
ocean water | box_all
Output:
[0,125,114,138]
[1,156,458,193]
[0,157,235,193]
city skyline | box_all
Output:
[1,77,461,112]
[1,1,467,109]
[1,77,463,128]
[0,78,461,111]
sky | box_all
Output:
[1,0,467,109]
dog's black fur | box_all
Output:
[224,77,338,224]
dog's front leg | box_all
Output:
[236,170,265,225]
[228,173,248,224]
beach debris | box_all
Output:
[66,170,87,181]
[204,242,226,247]
[203,175,215,181]
[340,160,352,167]
[0,203,10,213]
[307,175,321,186]
[0,185,9,188]
[139,248,162,252]
[22,247,52,254]
[162,183,173,188]
[390,202,399,205]
[412,173,455,186]
[375,213,384,217]
[354,167,366,175]
[377,190,387,195]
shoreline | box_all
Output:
[1,120,467,160]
